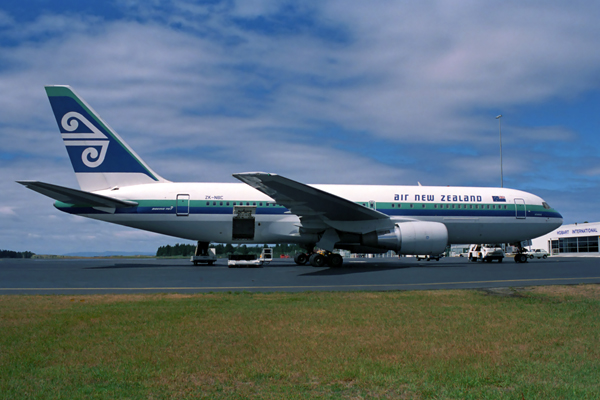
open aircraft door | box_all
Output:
[232,206,256,239]
[515,198,526,219]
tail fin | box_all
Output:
[45,85,167,192]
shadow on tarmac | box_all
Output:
[300,260,470,276]
[84,263,198,270]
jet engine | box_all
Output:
[361,221,448,255]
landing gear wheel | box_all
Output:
[328,254,343,268]
[514,254,528,263]
[294,253,308,265]
[309,253,327,268]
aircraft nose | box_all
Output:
[551,213,564,230]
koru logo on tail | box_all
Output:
[61,112,109,168]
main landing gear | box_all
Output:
[294,248,343,268]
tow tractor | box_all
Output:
[468,244,505,263]
[228,248,273,268]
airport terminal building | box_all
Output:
[531,222,600,256]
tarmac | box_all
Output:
[1,256,599,294]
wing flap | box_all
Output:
[17,181,138,208]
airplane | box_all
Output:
[18,86,563,266]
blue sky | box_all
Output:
[1,0,600,254]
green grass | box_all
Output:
[1,286,599,399]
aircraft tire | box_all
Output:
[294,253,308,265]
[328,254,343,268]
[309,253,327,267]
[514,254,528,263]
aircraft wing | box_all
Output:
[233,172,394,234]
[17,181,138,208]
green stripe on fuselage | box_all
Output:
[54,198,558,217]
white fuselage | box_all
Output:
[56,182,563,246]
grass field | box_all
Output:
[1,285,599,399]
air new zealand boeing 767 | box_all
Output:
[19,86,563,267]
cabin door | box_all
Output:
[515,198,526,219]
[176,194,190,216]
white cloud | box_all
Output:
[0,206,16,216]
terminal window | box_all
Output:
[551,236,599,254]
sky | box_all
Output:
[1,0,600,255]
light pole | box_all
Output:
[496,115,503,188]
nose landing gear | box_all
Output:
[511,243,529,263]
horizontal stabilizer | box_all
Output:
[17,181,137,208]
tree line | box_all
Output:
[156,243,305,258]
[0,250,35,258]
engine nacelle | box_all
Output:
[362,221,448,255]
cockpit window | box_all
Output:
[542,202,551,209]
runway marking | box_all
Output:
[2,276,600,291]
